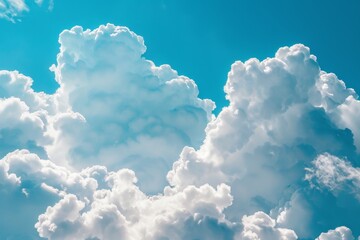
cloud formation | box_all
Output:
[0,149,96,239]
[316,227,356,240]
[168,45,360,238]
[35,173,234,240]
[306,154,360,200]
[238,211,297,240]
[0,0,53,22]
[0,24,360,239]
[47,24,214,192]
[1,150,296,240]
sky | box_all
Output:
[0,1,360,240]
[1,0,359,113]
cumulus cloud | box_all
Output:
[46,24,214,192]
[0,149,236,239]
[0,23,215,238]
[0,148,295,240]
[168,44,360,238]
[36,170,234,240]
[0,71,54,157]
[237,211,297,240]
[0,149,98,238]
[316,226,356,240]
[0,24,214,193]
[1,23,360,239]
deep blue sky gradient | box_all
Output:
[0,0,359,113]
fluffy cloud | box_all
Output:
[36,169,234,240]
[0,149,236,240]
[0,147,296,240]
[1,23,360,239]
[168,44,360,238]
[46,24,214,193]
[237,211,297,240]
[316,227,356,240]
[0,149,333,240]
[0,23,215,238]
[0,71,53,157]
[0,0,53,22]
[0,149,296,240]
[0,149,98,239]
[0,24,214,193]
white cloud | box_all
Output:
[1,23,360,239]
[0,0,53,22]
[316,226,356,240]
[0,70,57,158]
[237,211,297,240]
[0,149,296,239]
[333,95,360,152]
[34,164,294,240]
[34,0,43,5]
[0,96,51,157]
[46,24,214,193]
[0,24,214,193]
[0,23,216,238]
[168,44,360,238]
[306,154,360,200]
[0,149,236,240]
[36,174,235,240]
[0,149,98,238]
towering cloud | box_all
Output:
[47,24,214,192]
[0,24,214,238]
[168,44,360,238]
[0,24,360,239]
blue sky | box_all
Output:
[1,1,360,239]
[1,0,359,113]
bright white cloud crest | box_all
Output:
[0,24,360,239]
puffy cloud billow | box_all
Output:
[48,24,214,192]
[168,44,360,238]
[0,24,360,239]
